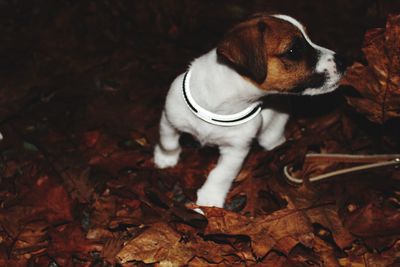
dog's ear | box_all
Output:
[217,21,267,84]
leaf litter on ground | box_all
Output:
[0,1,400,266]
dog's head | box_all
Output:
[217,14,347,95]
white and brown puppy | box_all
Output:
[154,14,346,208]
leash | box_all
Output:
[284,153,400,184]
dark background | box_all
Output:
[1,1,400,135]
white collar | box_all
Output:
[182,68,262,127]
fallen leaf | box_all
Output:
[89,150,150,175]
[285,182,355,250]
[82,130,101,148]
[101,236,125,264]
[62,166,94,203]
[47,223,102,257]
[342,197,400,238]
[116,222,194,266]
[342,14,400,123]
[27,176,74,224]
[202,207,314,259]
[11,220,49,257]
[259,251,288,266]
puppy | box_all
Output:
[154,14,346,208]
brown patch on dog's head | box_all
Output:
[217,20,268,83]
[217,14,324,93]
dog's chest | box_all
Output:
[168,106,261,147]
[164,75,262,147]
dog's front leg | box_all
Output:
[154,111,182,169]
[196,146,250,208]
[257,110,289,151]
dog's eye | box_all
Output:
[281,38,306,61]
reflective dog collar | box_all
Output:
[182,69,262,127]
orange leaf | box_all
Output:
[342,14,400,123]
[117,222,195,266]
[202,207,313,259]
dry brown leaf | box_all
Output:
[312,236,342,266]
[189,235,245,265]
[259,251,288,266]
[227,150,286,215]
[342,14,400,124]
[89,150,150,175]
[0,259,28,267]
[342,198,400,238]
[341,239,400,267]
[82,130,101,148]
[116,222,194,266]
[0,175,74,248]
[173,223,247,265]
[48,223,103,254]
[188,257,230,267]
[285,183,355,250]
[202,207,314,259]
[11,220,49,257]
[61,166,94,203]
[101,236,125,264]
[89,194,117,228]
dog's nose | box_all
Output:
[334,54,349,74]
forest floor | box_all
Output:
[0,1,400,266]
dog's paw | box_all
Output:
[153,144,181,169]
[196,186,225,208]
